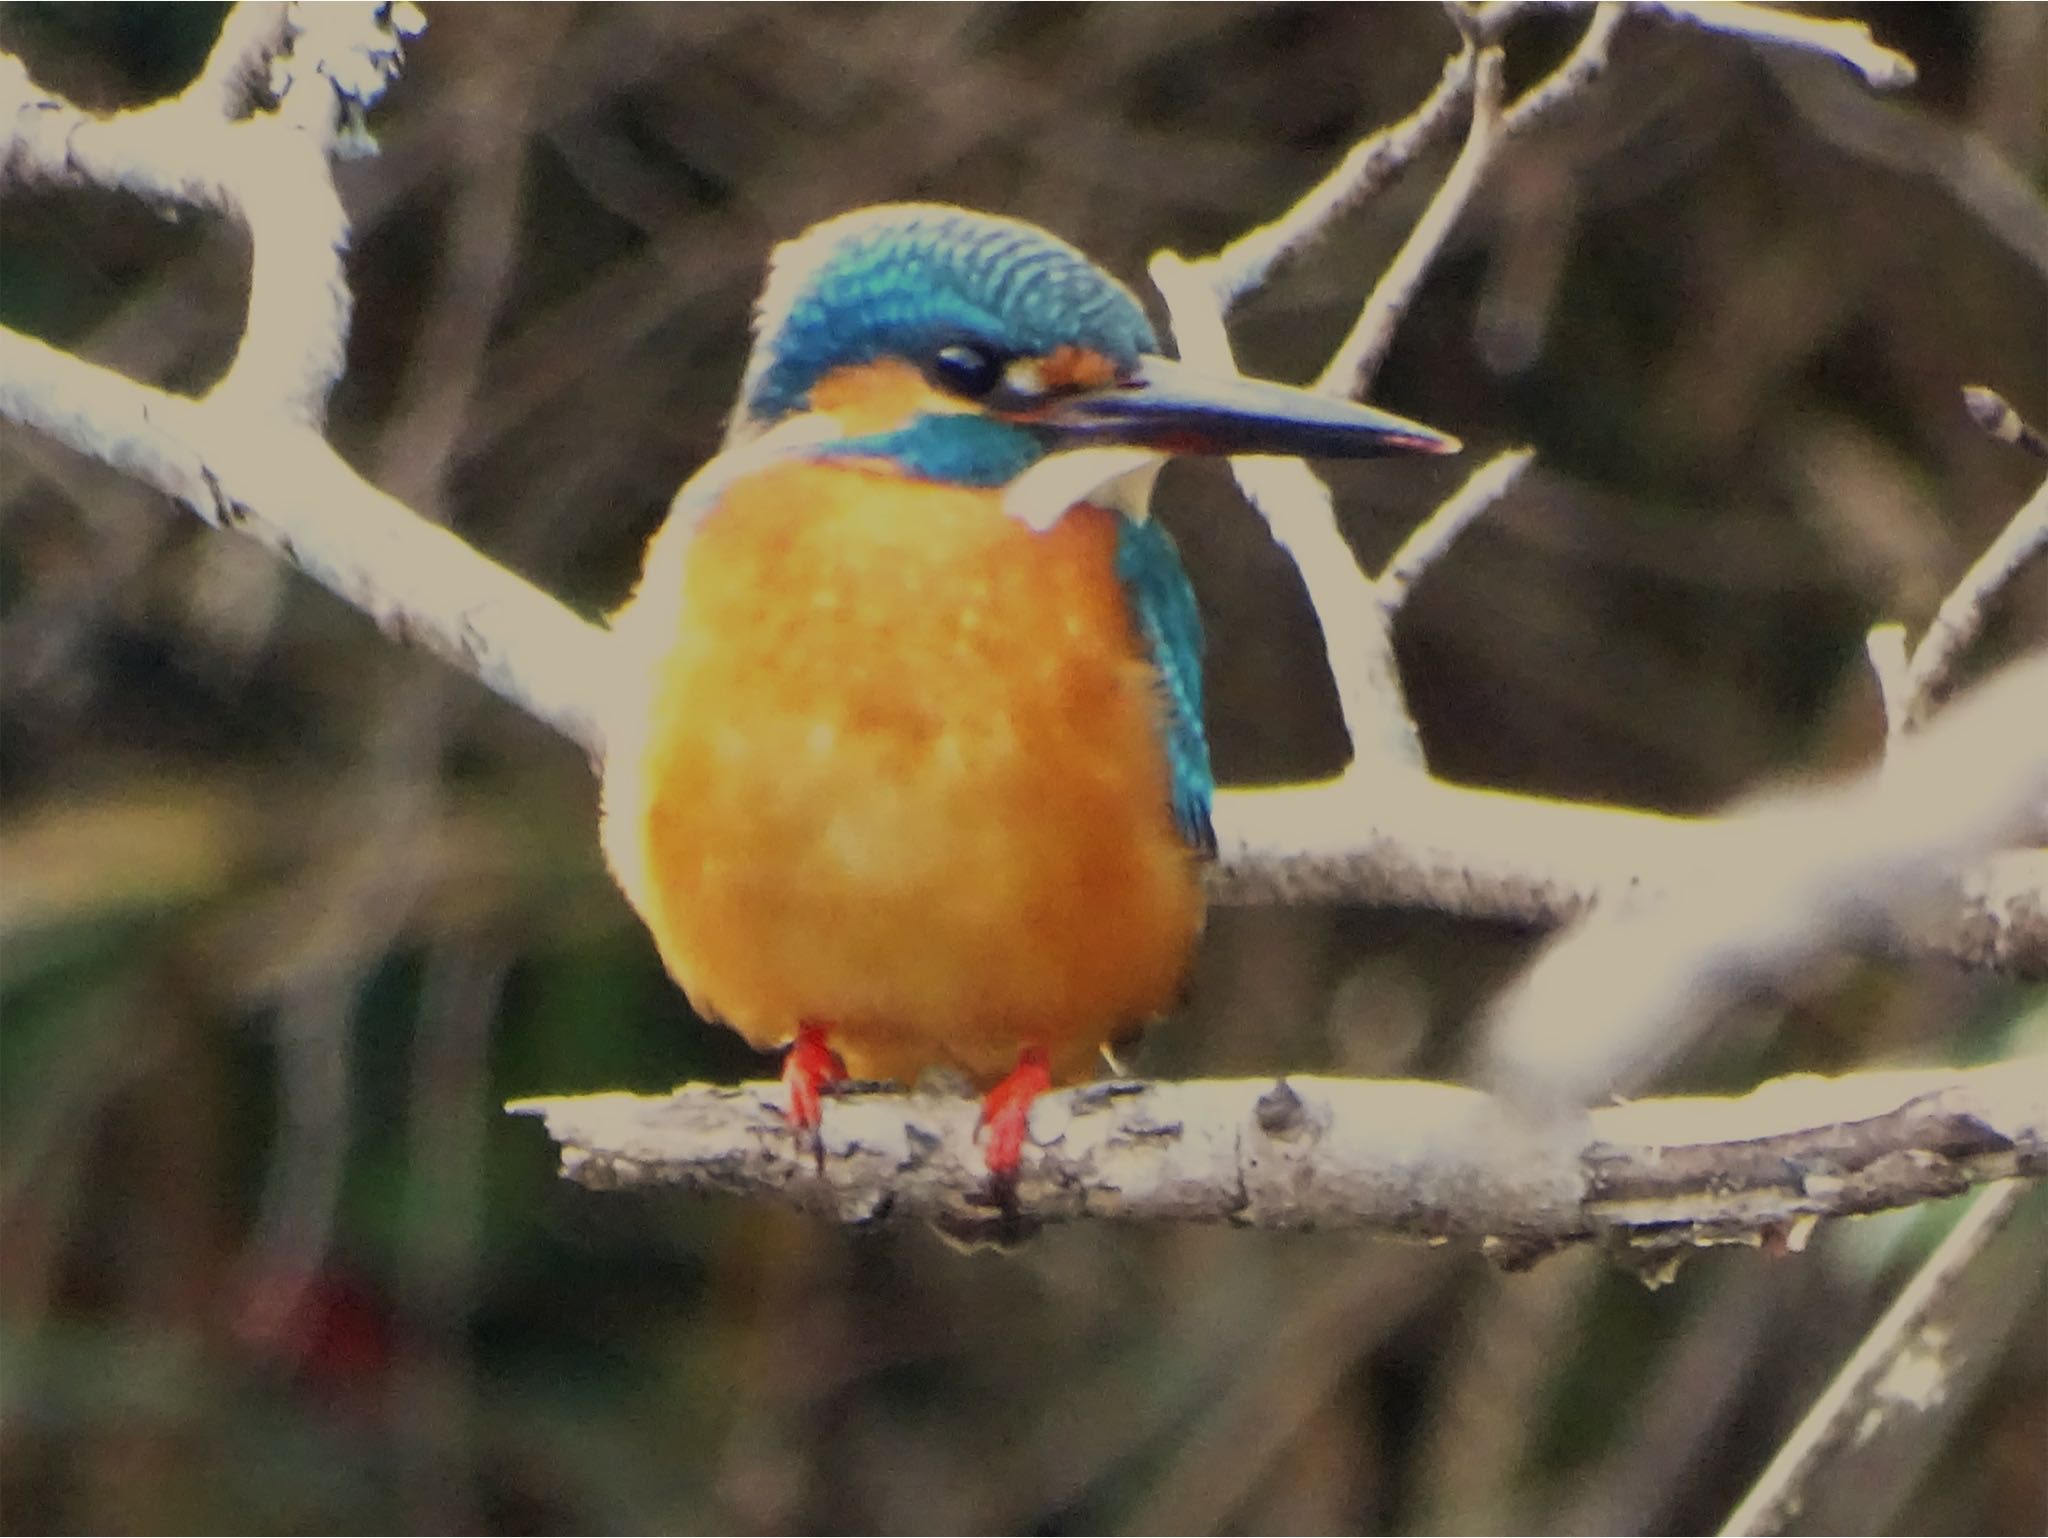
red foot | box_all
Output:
[977,1045,1052,1182]
[782,1022,847,1156]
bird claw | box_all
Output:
[976,1044,1052,1189]
[781,1022,848,1171]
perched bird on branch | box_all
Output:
[600,204,1457,1194]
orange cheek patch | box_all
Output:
[809,359,960,434]
[1036,345,1118,391]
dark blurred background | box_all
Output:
[2,4,2043,1532]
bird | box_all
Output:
[599,203,1458,1193]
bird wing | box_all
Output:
[1116,514,1215,857]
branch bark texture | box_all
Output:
[511,1051,2048,1255]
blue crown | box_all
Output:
[736,205,1158,430]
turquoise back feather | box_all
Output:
[1116,514,1214,856]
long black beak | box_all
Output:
[1028,355,1460,459]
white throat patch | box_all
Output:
[1001,447,1164,532]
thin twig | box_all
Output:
[1718,1179,2038,1536]
[1203,45,1480,306]
[1863,621,1911,744]
[1765,54,2046,286]
[1195,0,1914,316]
[1318,46,1507,400]
[1964,385,2048,462]
[1154,253,1527,779]
[1239,457,1430,772]
[1642,0,1918,88]
[1150,248,1433,773]
[1501,1,1629,137]
[1375,448,1533,613]
[1900,473,2048,730]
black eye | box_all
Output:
[927,342,1005,400]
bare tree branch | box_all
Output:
[510,1050,2046,1250]
[1864,622,1915,743]
[1868,464,2045,768]
[1899,472,2048,731]
[1317,44,1506,400]
[1964,384,2048,462]
[1145,4,2045,990]
[1,5,415,421]
[1230,456,1431,771]
[1719,1178,2042,1536]
[518,640,2048,1230]
[1147,252,1521,779]
[0,325,611,755]
[1498,1,1629,136]
[186,0,293,120]
[1196,0,1914,311]
[10,290,2033,976]
[7,11,2035,1528]
[1479,650,2048,1106]
[1642,0,1918,87]
[1375,447,1534,611]
[1206,780,2048,974]
[1199,41,1478,306]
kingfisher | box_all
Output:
[599,204,1457,1189]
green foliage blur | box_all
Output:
[1,4,2043,1533]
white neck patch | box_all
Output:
[1001,446,1164,532]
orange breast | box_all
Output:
[600,458,1203,1087]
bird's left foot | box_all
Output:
[782,1020,848,1170]
[976,1045,1052,1198]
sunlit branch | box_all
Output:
[511,1051,2047,1251]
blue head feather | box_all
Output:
[735,204,1157,435]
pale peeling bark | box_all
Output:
[511,1052,2048,1256]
